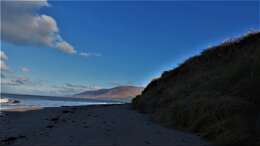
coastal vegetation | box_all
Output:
[133,32,260,146]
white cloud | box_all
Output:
[0,51,8,61]
[56,41,76,54]
[79,52,102,58]
[21,67,31,73]
[0,50,9,70]
[1,0,76,54]
[0,60,8,70]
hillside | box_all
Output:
[75,86,143,101]
[133,32,260,146]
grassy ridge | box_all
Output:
[132,32,260,146]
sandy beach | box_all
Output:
[0,104,212,146]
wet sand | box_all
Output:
[0,104,212,146]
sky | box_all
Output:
[1,0,259,96]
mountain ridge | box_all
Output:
[74,85,144,101]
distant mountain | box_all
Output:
[74,86,144,101]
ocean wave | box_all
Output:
[0,97,20,104]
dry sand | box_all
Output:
[0,104,213,146]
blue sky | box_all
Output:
[1,1,259,96]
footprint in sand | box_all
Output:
[144,140,151,145]
[1,135,26,145]
[46,125,54,129]
[62,110,74,114]
[68,136,73,143]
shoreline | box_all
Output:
[0,106,44,112]
[0,104,212,146]
[0,103,122,113]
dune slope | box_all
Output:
[133,32,260,146]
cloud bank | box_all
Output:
[1,77,30,86]
[52,83,100,95]
[1,0,76,54]
[2,78,99,96]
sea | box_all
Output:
[0,93,122,111]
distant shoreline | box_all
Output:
[0,105,44,112]
[1,93,131,103]
[0,93,124,111]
